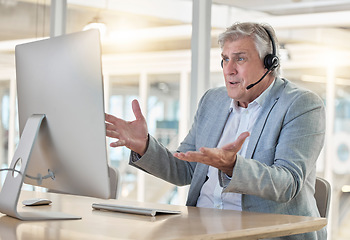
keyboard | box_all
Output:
[92,203,181,217]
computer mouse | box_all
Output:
[22,198,52,206]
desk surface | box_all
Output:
[0,190,327,240]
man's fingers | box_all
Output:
[174,151,209,163]
[106,129,120,139]
[105,113,125,127]
[105,113,117,123]
[132,99,145,121]
[222,131,250,151]
[198,147,218,159]
[236,131,250,145]
[106,101,144,122]
[110,139,126,148]
[105,122,117,131]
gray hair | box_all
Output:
[218,22,280,77]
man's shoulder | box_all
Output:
[203,86,228,99]
[197,86,231,111]
[276,78,323,105]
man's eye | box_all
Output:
[237,57,245,61]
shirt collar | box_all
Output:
[229,79,275,111]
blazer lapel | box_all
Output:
[245,78,286,158]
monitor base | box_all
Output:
[16,211,81,221]
[0,114,81,221]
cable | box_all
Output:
[0,168,22,175]
[25,169,55,185]
[0,168,55,185]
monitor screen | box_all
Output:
[15,29,111,199]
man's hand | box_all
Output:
[173,132,250,176]
[105,99,149,156]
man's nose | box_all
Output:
[223,60,238,75]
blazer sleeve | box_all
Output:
[129,87,231,187]
[128,88,216,186]
[129,135,196,186]
[221,89,326,203]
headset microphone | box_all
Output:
[221,26,279,90]
[246,67,273,90]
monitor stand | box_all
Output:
[0,114,81,221]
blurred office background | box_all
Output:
[0,0,349,239]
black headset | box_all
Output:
[220,27,279,71]
[262,27,279,71]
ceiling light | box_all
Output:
[83,15,107,37]
[342,185,350,193]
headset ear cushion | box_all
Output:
[264,54,279,70]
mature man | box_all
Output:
[105,22,326,239]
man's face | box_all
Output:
[221,37,271,107]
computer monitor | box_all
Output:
[0,29,112,220]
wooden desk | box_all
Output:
[0,190,327,240]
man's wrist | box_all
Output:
[136,133,150,156]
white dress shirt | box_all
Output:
[196,83,273,210]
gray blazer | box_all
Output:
[130,78,326,239]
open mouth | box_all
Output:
[229,81,240,85]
